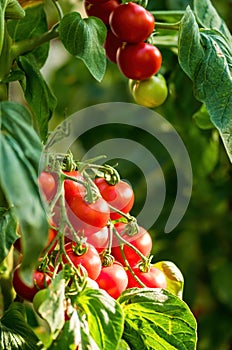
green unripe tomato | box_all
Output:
[131,74,168,108]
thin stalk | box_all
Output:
[155,21,181,31]
[11,23,59,59]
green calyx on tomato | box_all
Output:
[130,74,168,108]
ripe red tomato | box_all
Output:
[63,170,86,203]
[85,226,109,252]
[96,261,128,299]
[14,227,58,254]
[127,265,167,289]
[111,223,152,266]
[13,266,51,302]
[109,2,154,43]
[68,193,110,230]
[38,171,56,201]
[84,0,120,25]
[94,177,134,219]
[131,74,168,108]
[62,242,102,280]
[117,42,162,80]
[104,29,122,63]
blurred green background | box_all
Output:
[45,0,232,349]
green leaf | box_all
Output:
[49,309,99,350]
[178,6,232,162]
[0,101,48,284]
[34,273,65,334]
[193,104,214,129]
[118,339,131,350]
[119,288,197,350]
[59,12,107,82]
[18,54,57,141]
[75,288,124,350]
[7,4,49,67]
[0,207,18,263]
[0,302,43,349]
[5,0,25,19]
[193,0,232,44]
[178,7,204,80]
[0,0,8,55]
[154,261,184,299]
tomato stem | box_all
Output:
[112,226,148,263]
[11,23,59,59]
[119,247,146,288]
[155,21,181,31]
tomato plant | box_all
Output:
[95,177,134,219]
[84,0,120,25]
[109,2,155,43]
[0,0,231,349]
[130,74,168,108]
[117,42,162,80]
[111,222,152,265]
[95,261,128,299]
[13,266,51,302]
[62,242,102,280]
[126,264,167,289]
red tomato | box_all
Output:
[117,42,162,80]
[85,226,109,252]
[96,261,128,299]
[14,227,58,254]
[13,266,51,302]
[109,2,154,43]
[38,171,56,201]
[84,0,120,25]
[63,170,86,203]
[95,178,134,219]
[62,242,102,280]
[104,29,123,63]
[111,223,152,266]
[127,265,167,289]
[68,193,110,230]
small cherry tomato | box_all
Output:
[68,193,110,230]
[127,265,167,289]
[62,242,102,280]
[13,266,51,302]
[84,0,120,25]
[131,74,168,108]
[109,2,154,43]
[85,226,109,253]
[104,29,123,63]
[95,177,134,219]
[38,171,56,201]
[63,170,86,203]
[117,42,162,80]
[96,261,128,299]
[111,223,152,266]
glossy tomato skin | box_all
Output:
[127,265,167,289]
[109,2,154,43]
[96,261,128,299]
[84,0,120,25]
[38,171,56,201]
[104,29,122,63]
[111,223,152,266]
[85,226,109,253]
[95,178,134,219]
[63,170,86,203]
[117,42,162,80]
[68,194,110,230]
[132,74,168,108]
[63,242,102,280]
[13,266,51,302]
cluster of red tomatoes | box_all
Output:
[13,165,167,304]
[85,0,161,80]
[84,0,168,108]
